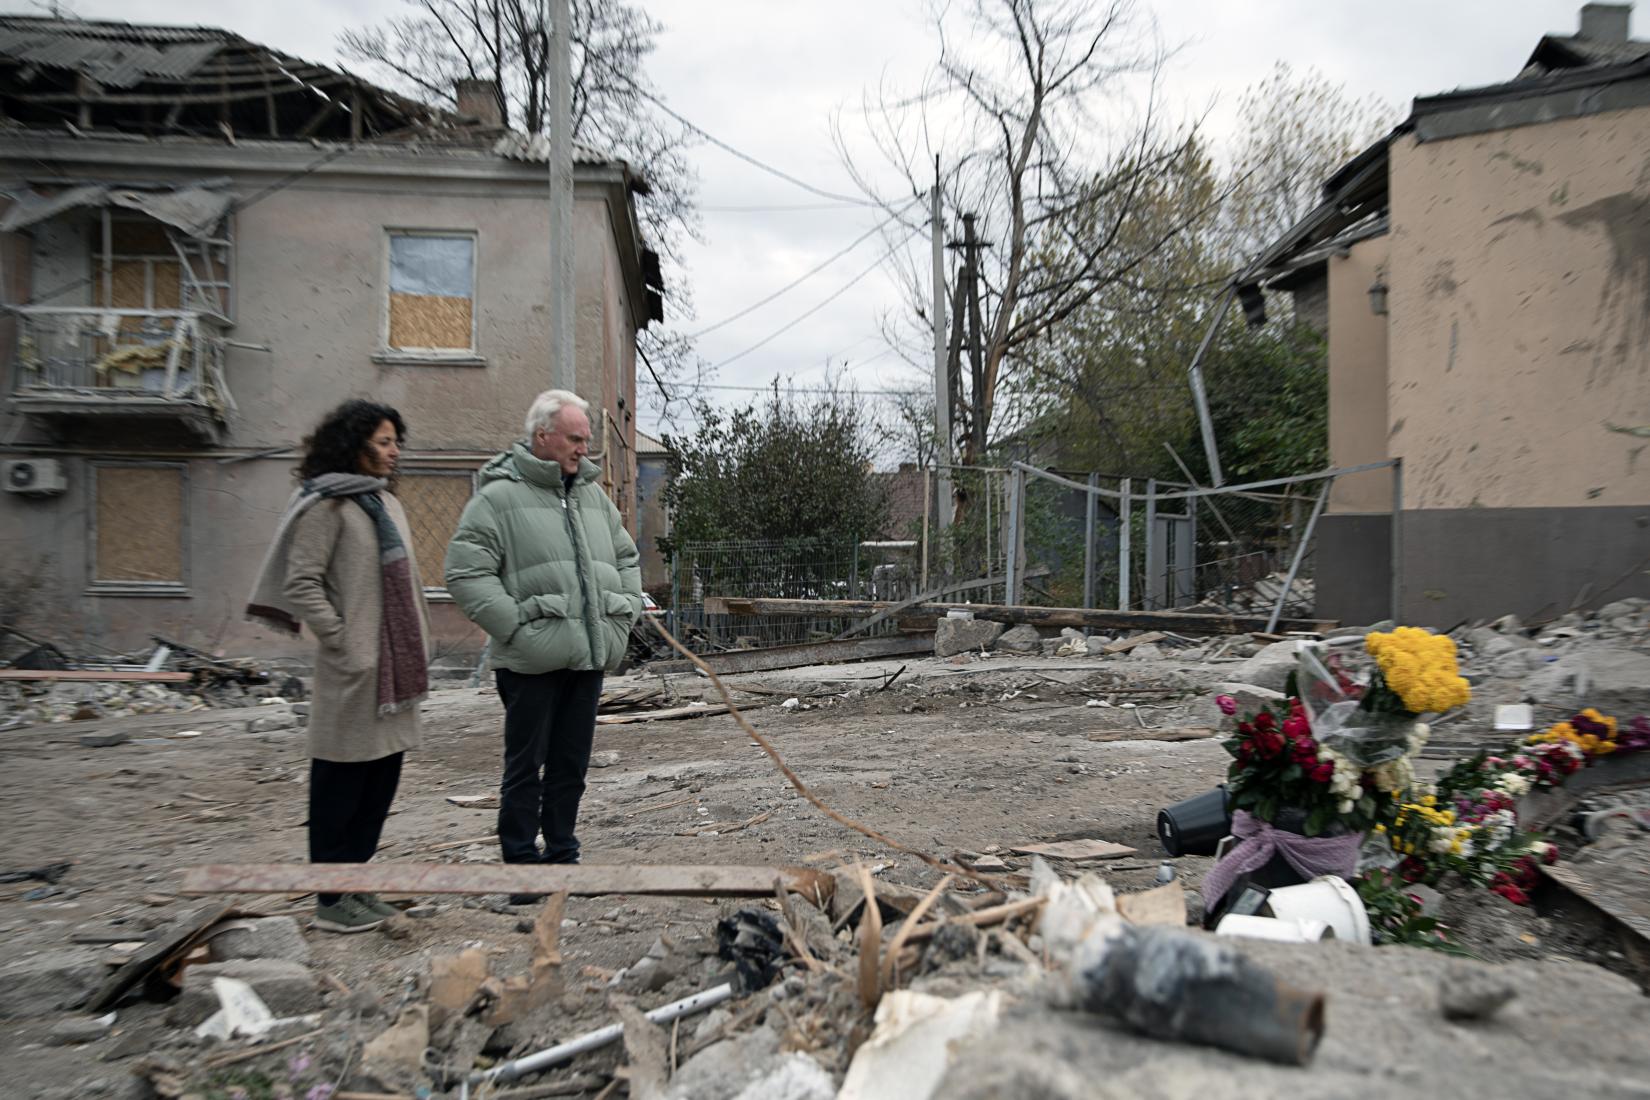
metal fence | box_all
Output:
[1007,460,1402,628]
[670,537,922,649]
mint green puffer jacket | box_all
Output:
[444,444,642,674]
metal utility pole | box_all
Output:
[930,159,953,544]
[548,0,577,394]
[962,214,987,460]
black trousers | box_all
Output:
[309,752,403,906]
[496,667,604,865]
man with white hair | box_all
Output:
[445,390,642,898]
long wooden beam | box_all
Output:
[703,597,1333,636]
[648,633,932,676]
[0,669,192,683]
[182,863,836,903]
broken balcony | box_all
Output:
[2,180,237,444]
[9,307,235,444]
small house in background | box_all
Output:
[635,428,672,594]
[1239,3,1650,627]
[0,15,664,657]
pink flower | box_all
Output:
[1216,695,1238,716]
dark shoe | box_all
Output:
[354,892,399,919]
[314,895,386,933]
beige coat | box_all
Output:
[282,494,430,762]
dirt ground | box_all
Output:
[0,650,1639,1098]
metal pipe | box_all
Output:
[1082,472,1098,612]
[1118,478,1132,611]
[484,982,736,1084]
[1267,480,1331,634]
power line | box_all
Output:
[701,201,868,213]
[688,196,921,340]
[706,226,923,373]
[637,88,879,208]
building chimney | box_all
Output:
[1579,3,1632,42]
[455,79,505,127]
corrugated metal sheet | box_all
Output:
[0,23,227,88]
[492,132,613,166]
[0,17,228,45]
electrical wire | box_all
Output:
[687,196,922,340]
[705,226,923,372]
[636,87,879,207]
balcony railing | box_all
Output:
[9,307,235,441]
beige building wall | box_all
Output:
[1326,235,1394,513]
[1385,112,1650,511]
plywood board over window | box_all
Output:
[92,464,187,592]
[387,233,475,352]
[397,471,476,591]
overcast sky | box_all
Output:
[43,0,1644,440]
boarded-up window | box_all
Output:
[387,233,475,351]
[397,472,476,590]
[92,464,186,589]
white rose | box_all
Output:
[1338,798,1355,814]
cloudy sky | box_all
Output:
[49,0,1642,439]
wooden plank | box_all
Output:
[1086,726,1216,744]
[181,863,836,904]
[1009,839,1136,861]
[87,901,233,1011]
[702,597,1332,636]
[597,702,764,725]
[647,633,933,676]
[832,567,1050,641]
[0,669,193,683]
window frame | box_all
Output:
[85,460,190,597]
[377,228,483,366]
[395,467,479,600]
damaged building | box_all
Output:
[0,15,663,656]
[1241,2,1650,628]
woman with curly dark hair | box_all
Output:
[246,399,431,932]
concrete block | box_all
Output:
[45,1015,114,1045]
[169,959,320,1026]
[0,950,106,1017]
[936,618,1006,657]
[208,917,311,965]
[996,624,1043,653]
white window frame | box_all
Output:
[376,229,484,366]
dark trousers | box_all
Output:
[496,667,603,865]
[309,752,403,906]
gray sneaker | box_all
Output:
[353,893,399,919]
[314,895,386,933]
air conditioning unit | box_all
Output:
[4,458,67,497]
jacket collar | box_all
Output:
[508,443,601,491]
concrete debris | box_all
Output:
[1439,962,1520,1021]
[206,916,311,965]
[590,750,623,768]
[45,1013,115,1045]
[360,1003,430,1085]
[995,624,1044,653]
[0,950,106,1017]
[168,959,321,1026]
[1522,647,1650,714]
[78,731,132,748]
[934,618,1005,657]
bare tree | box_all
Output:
[835,0,1218,484]
[1223,62,1396,263]
[340,0,701,408]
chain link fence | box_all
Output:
[669,537,922,650]
[1009,461,1400,625]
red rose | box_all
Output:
[1543,845,1558,865]
[1282,716,1309,740]
[1308,761,1334,784]
[1255,731,1285,759]
[1254,711,1276,732]
[1238,721,1256,737]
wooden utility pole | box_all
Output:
[548,0,577,394]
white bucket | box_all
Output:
[1214,914,1335,943]
[945,609,976,620]
[1264,875,1371,945]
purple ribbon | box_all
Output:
[1199,810,1363,910]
